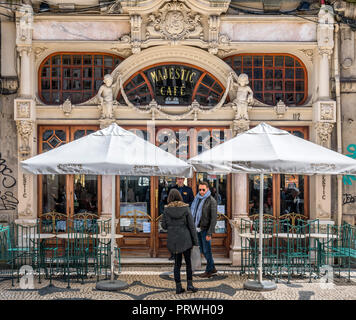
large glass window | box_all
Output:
[39,126,100,228]
[248,127,309,218]
[39,53,123,105]
[119,176,151,234]
[120,63,225,106]
[248,174,273,216]
[224,54,307,106]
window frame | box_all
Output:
[223,53,308,106]
[38,52,124,105]
[120,62,226,106]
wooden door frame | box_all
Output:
[154,125,232,257]
[246,125,310,219]
[38,125,101,224]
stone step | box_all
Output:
[120,257,232,265]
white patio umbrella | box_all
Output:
[189,122,356,291]
[21,123,193,291]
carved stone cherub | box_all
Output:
[229,72,254,120]
[97,74,120,119]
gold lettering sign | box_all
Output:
[149,67,197,84]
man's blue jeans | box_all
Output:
[197,230,215,273]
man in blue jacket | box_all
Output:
[171,177,195,206]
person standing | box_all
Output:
[161,189,199,294]
[167,177,195,260]
[170,177,195,206]
[191,181,217,278]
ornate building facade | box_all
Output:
[0,0,355,263]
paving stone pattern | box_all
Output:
[0,267,355,300]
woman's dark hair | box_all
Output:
[167,188,183,203]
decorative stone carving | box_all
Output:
[145,0,203,42]
[299,49,314,62]
[130,15,142,54]
[320,103,335,121]
[15,101,30,118]
[274,100,288,119]
[317,5,334,58]
[97,74,119,119]
[34,47,48,61]
[315,121,334,146]
[99,119,116,129]
[60,98,75,117]
[208,15,219,54]
[229,72,253,121]
[110,47,132,58]
[313,100,336,123]
[14,99,35,121]
[16,120,34,160]
[117,71,232,121]
[16,4,33,44]
[232,119,250,136]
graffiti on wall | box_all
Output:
[343,144,356,186]
[343,193,356,205]
[0,153,18,210]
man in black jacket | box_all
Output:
[191,181,217,278]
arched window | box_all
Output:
[39,53,124,105]
[223,54,307,106]
[120,63,225,106]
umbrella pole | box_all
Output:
[243,173,277,292]
[258,173,263,284]
[96,175,129,291]
[111,174,115,281]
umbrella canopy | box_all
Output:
[21,123,192,177]
[189,122,356,175]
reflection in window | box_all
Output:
[120,63,225,106]
[223,54,307,106]
[280,174,304,215]
[196,173,227,234]
[42,175,66,214]
[248,174,273,216]
[120,176,151,234]
[158,176,178,234]
[39,53,123,105]
[74,175,98,215]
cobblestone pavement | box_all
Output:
[0,266,355,300]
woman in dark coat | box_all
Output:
[161,189,199,294]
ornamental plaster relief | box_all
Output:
[111,46,231,87]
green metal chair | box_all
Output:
[277,221,311,283]
[6,222,41,286]
[0,225,9,274]
[320,223,356,282]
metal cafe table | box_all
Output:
[90,233,123,279]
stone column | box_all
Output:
[229,122,250,266]
[99,120,117,227]
[311,5,336,223]
[14,4,37,224]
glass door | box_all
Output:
[38,125,100,233]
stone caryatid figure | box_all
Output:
[229,72,254,120]
[97,74,120,119]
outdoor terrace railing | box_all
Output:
[240,218,355,283]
